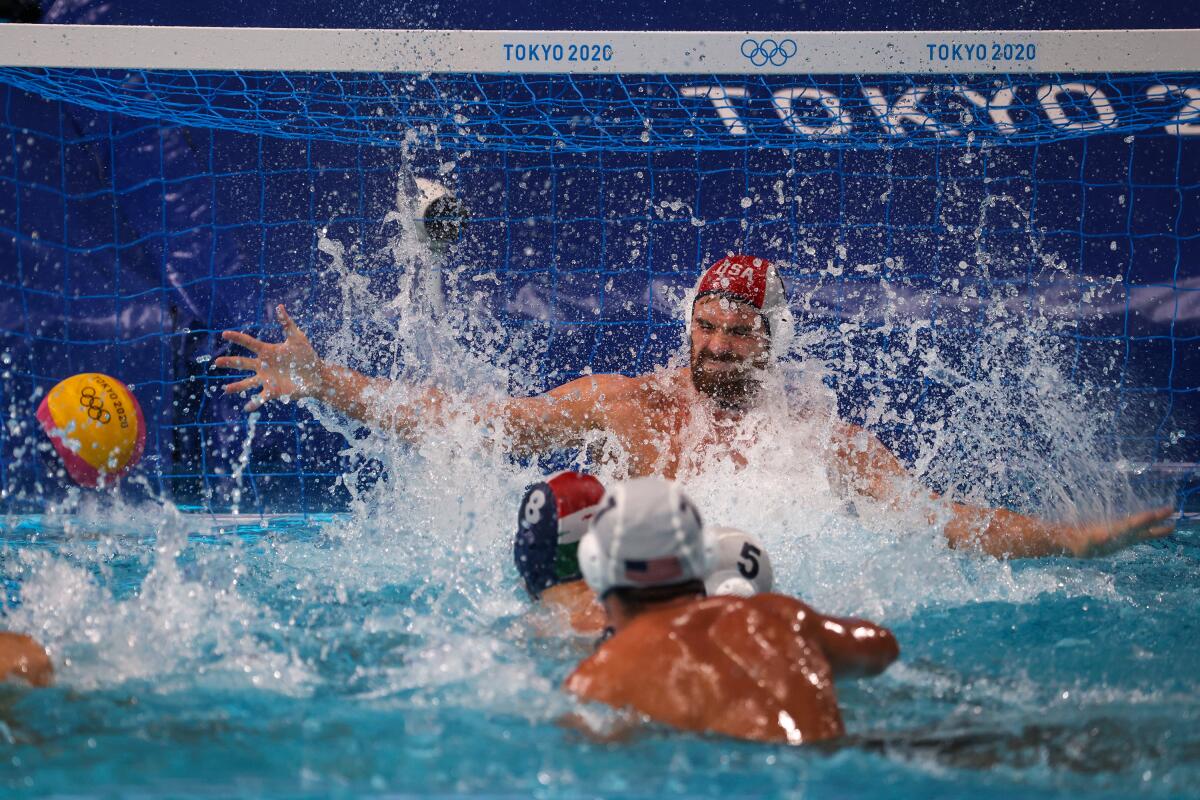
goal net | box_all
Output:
[0,26,1196,514]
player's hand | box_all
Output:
[1061,506,1176,557]
[215,305,323,412]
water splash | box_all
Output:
[0,167,1164,705]
[3,502,314,694]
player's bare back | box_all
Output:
[565,593,898,744]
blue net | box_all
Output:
[2,69,1199,152]
[0,68,1197,513]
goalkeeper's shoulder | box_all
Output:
[544,371,643,402]
[501,371,660,436]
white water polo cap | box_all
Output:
[704,526,775,598]
[689,255,796,360]
[578,477,717,598]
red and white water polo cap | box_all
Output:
[690,255,795,359]
[578,477,717,598]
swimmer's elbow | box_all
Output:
[865,628,900,676]
[832,623,899,678]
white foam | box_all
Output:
[0,174,1156,702]
[4,503,315,694]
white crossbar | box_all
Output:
[1,25,1198,74]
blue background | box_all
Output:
[0,0,1198,513]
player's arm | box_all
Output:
[499,373,636,457]
[0,632,53,687]
[831,422,1175,559]
[534,581,607,636]
[781,599,899,679]
[215,305,629,449]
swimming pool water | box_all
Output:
[1,508,1197,799]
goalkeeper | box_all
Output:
[215,254,1175,560]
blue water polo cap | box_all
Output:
[514,470,606,597]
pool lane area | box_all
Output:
[1,511,1196,798]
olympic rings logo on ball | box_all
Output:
[740,37,798,67]
[79,386,112,424]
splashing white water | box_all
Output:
[0,169,1152,703]
[4,502,316,694]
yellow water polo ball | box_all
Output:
[36,373,146,487]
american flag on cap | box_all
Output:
[622,556,685,585]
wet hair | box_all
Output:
[605,579,707,615]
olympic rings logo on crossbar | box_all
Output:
[740,38,798,67]
[79,386,112,424]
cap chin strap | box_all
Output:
[594,625,616,650]
[578,490,619,595]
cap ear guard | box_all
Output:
[514,481,561,597]
[577,526,604,596]
[706,575,757,598]
[766,282,796,361]
[578,492,619,596]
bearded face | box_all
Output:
[688,295,770,410]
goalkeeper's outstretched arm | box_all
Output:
[215,304,627,452]
[831,421,1175,558]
